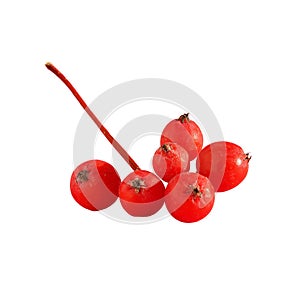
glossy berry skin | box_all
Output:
[196,141,251,192]
[119,170,165,217]
[70,160,121,211]
[152,142,190,182]
[160,113,203,161]
[165,172,215,223]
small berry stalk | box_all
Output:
[45,62,140,171]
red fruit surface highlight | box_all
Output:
[119,170,165,217]
[160,113,203,161]
[70,160,121,211]
[196,141,251,192]
[165,172,215,223]
[152,142,190,182]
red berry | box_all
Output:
[152,142,190,182]
[119,170,165,217]
[165,172,215,223]
[70,160,121,211]
[196,141,251,192]
[160,113,203,161]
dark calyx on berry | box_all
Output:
[76,169,89,184]
[162,144,172,152]
[130,178,146,193]
[192,186,202,198]
[186,184,202,198]
[245,152,252,162]
[178,113,190,123]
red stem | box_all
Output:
[45,62,140,171]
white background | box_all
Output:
[1,0,299,299]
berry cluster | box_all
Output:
[46,63,251,223]
[152,113,251,222]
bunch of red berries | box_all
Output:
[46,63,251,223]
[152,113,250,222]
